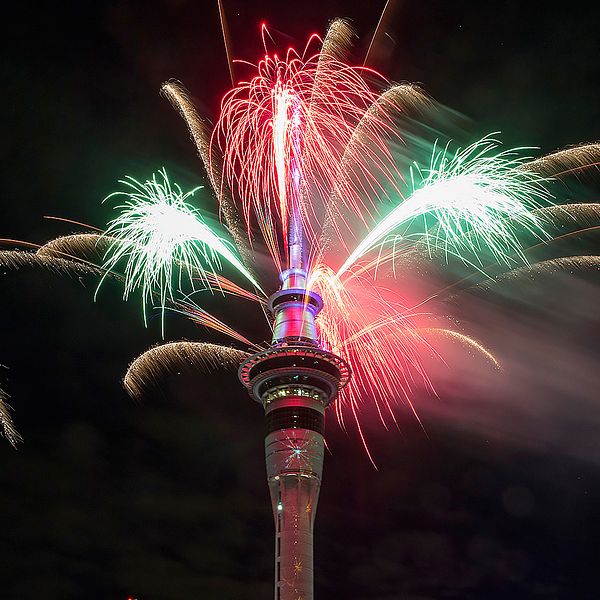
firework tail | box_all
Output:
[0,384,22,447]
[160,82,254,273]
[217,0,235,85]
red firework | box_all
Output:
[212,27,402,272]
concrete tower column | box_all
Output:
[264,397,325,600]
[239,269,350,600]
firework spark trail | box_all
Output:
[521,142,600,178]
[418,328,500,369]
[468,255,600,294]
[318,18,355,65]
[0,250,103,278]
[191,272,265,304]
[338,135,552,276]
[316,82,432,261]
[160,81,253,270]
[0,384,22,447]
[217,0,235,85]
[16,232,259,344]
[123,341,249,401]
[43,216,103,231]
[366,202,600,313]
[533,203,600,226]
[213,34,401,271]
[37,233,112,262]
[170,299,256,346]
[37,232,265,305]
[307,263,435,459]
[9,217,261,345]
[412,202,600,268]
[100,169,261,325]
[364,0,397,67]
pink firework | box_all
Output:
[308,262,434,459]
[212,26,402,272]
[9,20,591,461]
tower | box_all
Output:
[239,267,350,600]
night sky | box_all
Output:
[2,1,600,599]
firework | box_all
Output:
[1,27,597,454]
[468,255,600,294]
[124,341,249,400]
[2,25,597,449]
[2,16,599,600]
[338,134,552,276]
[521,142,600,178]
[37,233,112,263]
[0,249,103,278]
[99,168,261,325]
[160,81,252,268]
[0,383,22,448]
[212,28,401,270]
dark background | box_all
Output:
[2,1,600,599]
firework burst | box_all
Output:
[338,134,552,277]
[1,19,599,452]
[99,168,261,325]
[2,18,599,599]
[213,26,402,270]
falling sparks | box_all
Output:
[521,142,600,179]
[0,249,103,278]
[339,134,552,276]
[2,20,599,455]
[307,264,434,460]
[100,168,261,324]
[160,81,252,267]
[213,27,401,270]
[0,383,22,448]
[470,255,600,294]
[123,341,250,401]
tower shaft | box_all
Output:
[265,398,324,600]
[240,269,350,600]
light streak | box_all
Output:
[315,82,431,259]
[308,264,433,461]
[364,0,397,67]
[469,255,600,294]
[418,328,500,369]
[160,81,252,268]
[217,0,235,85]
[0,249,103,278]
[339,134,552,276]
[0,383,22,447]
[521,142,600,178]
[318,18,354,64]
[37,233,111,262]
[213,29,401,270]
[99,168,262,325]
[123,341,250,401]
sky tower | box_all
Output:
[238,82,351,599]
[239,262,350,597]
